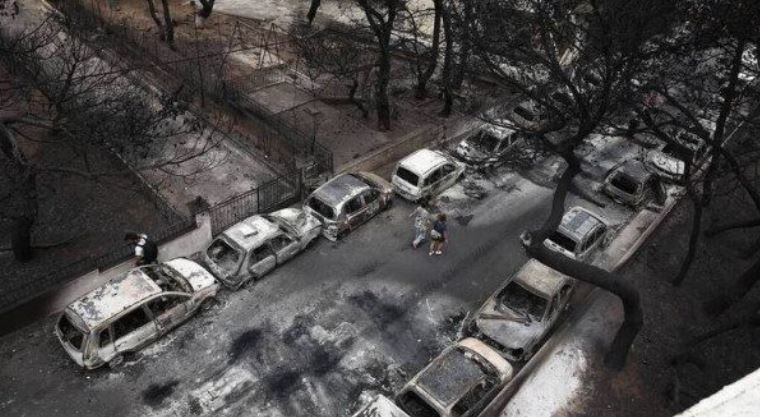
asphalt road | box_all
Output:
[0,171,558,417]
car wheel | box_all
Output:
[201,297,219,312]
[108,354,124,369]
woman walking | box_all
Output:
[410,198,431,249]
[429,213,448,256]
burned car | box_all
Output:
[454,121,522,167]
[203,207,322,289]
[392,149,465,201]
[351,338,513,417]
[645,130,709,183]
[56,258,218,369]
[465,259,575,362]
[304,171,393,241]
[603,160,662,207]
[543,206,609,262]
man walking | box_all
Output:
[429,213,448,256]
[410,198,432,249]
[125,232,158,265]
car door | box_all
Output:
[147,293,192,334]
[112,305,158,354]
[95,327,117,364]
[362,189,382,219]
[422,167,444,196]
[248,244,277,279]
[345,194,369,230]
[437,163,459,192]
[269,234,300,264]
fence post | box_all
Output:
[256,186,261,213]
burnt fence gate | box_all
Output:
[207,170,303,236]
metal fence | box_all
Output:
[57,0,334,176]
[207,170,302,235]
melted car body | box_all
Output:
[392,149,465,202]
[466,260,575,362]
[55,259,218,369]
[455,122,522,167]
[304,172,393,241]
[543,206,609,262]
[203,208,322,289]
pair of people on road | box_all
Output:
[410,198,448,256]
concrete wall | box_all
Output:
[338,116,483,176]
[38,212,214,318]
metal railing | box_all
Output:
[206,170,303,236]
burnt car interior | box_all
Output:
[111,307,152,341]
[307,196,336,219]
[398,391,439,417]
[207,239,242,273]
[497,282,547,321]
[471,131,501,153]
[396,167,420,187]
[59,315,85,350]
[547,230,577,253]
[610,172,640,195]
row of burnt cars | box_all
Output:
[349,107,711,417]
[52,148,472,369]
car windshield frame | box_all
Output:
[610,172,641,195]
[548,230,578,253]
[497,281,549,321]
[206,236,244,276]
[58,312,88,352]
[307,196,337,220]
[396,166,420,187]
[470,131,502,154]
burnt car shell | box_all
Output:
[394,338,513,417]
[304,172,392,240]
[603,160,655,207]
[469,259,574,362]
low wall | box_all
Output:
[338,116,483,176]
[0,213,213,335]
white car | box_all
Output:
[392,149,465,201]
[56,259,218,369]
[351,338,513,417]
[543,206,609,262]
[645,132,708,183]
[203,208,322,289]
[455,122,523,167]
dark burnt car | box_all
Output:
[304,171,393,241]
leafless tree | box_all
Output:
[469,0,677,369]
[0,12,220,261]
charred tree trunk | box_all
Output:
[521,149,643,370]
[159,0,175,50]
[673,192,703,286]
[705,255,760,315]
[307,0,321,25]
[197,0,215,18]
[348,78,369,118]
[414,0,442,99]
[357,0,398,131]
[439,1,453,117]
[11,216,33,262]
[145,0,165,39]
[452,0,473,90]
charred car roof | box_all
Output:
[398,149,450,176]
[513,259,573,299]
[222,215,282,251]
[558,206,605,243]
[615,160,651,181]
[67,270,162,331]
[311,173,371,208]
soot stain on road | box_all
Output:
[228,327,264,364]
[142,379,180,408]
[347,290,406,331]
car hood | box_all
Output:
[475,299,547,351]
[269,207,322,237]
[647,151,685,175]
[351,395,409,417]
[165,258,218,292]
[455,140,489,162]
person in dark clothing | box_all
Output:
[124,232,158,265]
[429,213,448,256]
